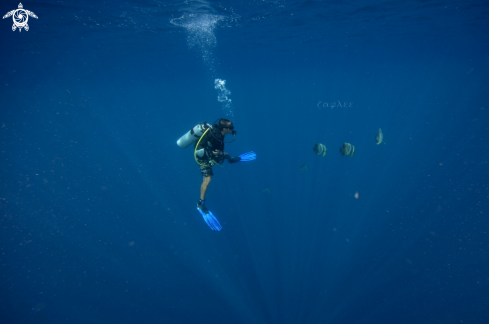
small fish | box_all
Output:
[313,143,327,156]
[375,128,383,145]
[340,143,355,157]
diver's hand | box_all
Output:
[212,150,222,156]
[228,156,241,163]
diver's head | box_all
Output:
[215,118,236,136]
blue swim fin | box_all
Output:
[197,208,222,231]
[196,200,222,231]
[238,151,256,162]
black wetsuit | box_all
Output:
[195,126,238,177]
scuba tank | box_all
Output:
[176,122,211,148]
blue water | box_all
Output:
[1,1,488,323]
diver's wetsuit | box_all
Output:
[195,126,238,177]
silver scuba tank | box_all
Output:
[176,123,210,148]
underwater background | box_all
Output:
[1,0,488,323]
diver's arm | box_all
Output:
[212,150,226,164]
[223,152,241,163]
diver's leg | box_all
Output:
[199,165,213,200]
[198,166,213,214]
[200,175,211,200]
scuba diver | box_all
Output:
[177,118,256,231]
